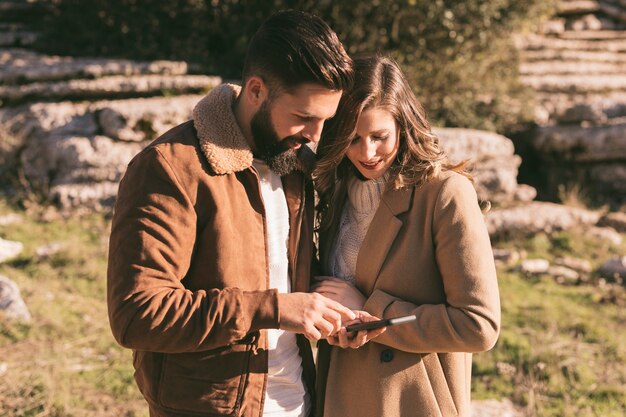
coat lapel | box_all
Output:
[319,180,347,274]
[355,185,413,295]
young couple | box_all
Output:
[107,10,500,417]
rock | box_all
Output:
[2,95,206,208]
[35,242,64,259]
[492,248,521,265]
[556,103,607,125]
[495,362,517,377]
[589,164,626,195]
[471,399,523,417]
[485,202,601,239]
[554,256,592,273]
[0,48,189,84]
[0,74,221,104]
[519,259,550,275]
[0,214,22,226]
[567,14,604,31]
[589,226,623,245]
[597,211,626,232]
[598,257,626,281]
[533,91,626,126]
[0,274,31,322]
[520,74,626,93]
[21,134,143,190]
[532,123,626,162]
[434,128,528,204]
[548,265,580,283]
[0,31,37,47]
[516,33,626,53]
[558,1,601,16]
[600,1,626,24]
[0,237,23,263]
[0,362,7,377]
[540,19,566,35]
[513,184,537,202]
[50,181,122,209]
[520,61,626,77]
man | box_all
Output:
[107,10,355,417]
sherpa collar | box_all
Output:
[192,83,253,175]
[192,83,315,176]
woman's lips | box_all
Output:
[359,160,383,170]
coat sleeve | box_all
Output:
[107,146,279,353]
[362,174,501,353]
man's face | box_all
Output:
[250,83,342,176]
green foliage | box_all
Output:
[37,0,558,133]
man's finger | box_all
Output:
[326,299,356,321]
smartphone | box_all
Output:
[345,314,416,332]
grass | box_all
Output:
[0,200,146,417]
[0,199,625,416]
[473,227,626,417]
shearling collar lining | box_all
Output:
[192,83,253,175]
[192,83,314,176]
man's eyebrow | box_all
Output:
[295,111,337,120]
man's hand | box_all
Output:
[326,310,386,349]
[277,292,356,340]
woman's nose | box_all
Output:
[361,139,377,160]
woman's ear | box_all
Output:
[243,76,269,109]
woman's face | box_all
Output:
[345,107,400,180]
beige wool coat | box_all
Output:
[315,171,501,417]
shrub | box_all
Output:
[38,0,557,132]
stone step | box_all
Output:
[533,91,626,124]
[532,122,626,162]
[516,33,626,51]
[0,48,190,84]
[521,48,626,62]
[0,31,38,47]
[520,59,626,74]
[557,30,626,40]
[0,0,52,22]
[557,0,600,15]
[521,73,626,93]
[0,23,25,31]
[600,1,626,24]
[0,74,221,105]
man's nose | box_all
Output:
[302,120,325,143]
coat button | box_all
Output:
[380,349,394,363]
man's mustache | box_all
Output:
[280,135,311,150]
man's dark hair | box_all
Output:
[242,10,353,93]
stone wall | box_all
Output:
[0,1,530,210]
[516,0,626,204]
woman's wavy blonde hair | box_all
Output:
[314,55,468,230]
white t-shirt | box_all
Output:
[253,159,309,417]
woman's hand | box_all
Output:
[326,310,386,349]
[311,276,366,311]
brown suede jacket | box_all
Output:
[107,84,316,417]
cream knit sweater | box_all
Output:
[329,173,389,283]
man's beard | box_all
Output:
[250,101,312,176]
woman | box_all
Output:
[312,56,501,417]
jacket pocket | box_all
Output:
[158,336,256,416]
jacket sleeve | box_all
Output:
[107,146,279,353]
[363,174,501,353]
